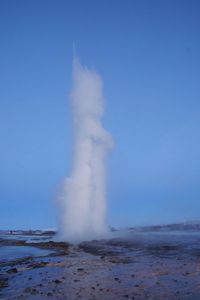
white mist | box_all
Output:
[59,57,113,242]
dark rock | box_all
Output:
[54,279,62,284]
[24,287,38,295]
[7,267,18,273]
[109,257,132,264]
[0,277,8,288]
[28,262,47,269]
[184,271,190,276]
[114,277,119,281]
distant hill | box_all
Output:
[129,221,200,232]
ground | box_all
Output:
[1,227,200,299]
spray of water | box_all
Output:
[59,57,113,242]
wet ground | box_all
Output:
[1,226,200,299]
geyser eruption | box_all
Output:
[59,57,113,242]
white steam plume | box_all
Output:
[59,57,113,242]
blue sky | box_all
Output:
[0,0,200,229]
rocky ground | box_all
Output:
[1,228,200,299]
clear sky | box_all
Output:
[0,0,200,229]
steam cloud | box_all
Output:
[59,57,113,242]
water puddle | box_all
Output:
[0,245,54,263]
